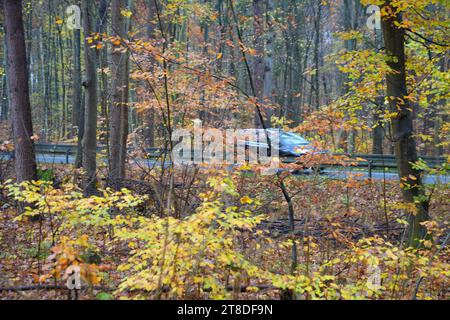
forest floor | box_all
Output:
[0,162,448,300]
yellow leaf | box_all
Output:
[121,8,132,18]
[423,240,433,248]
[247,48,256,56]
[240,196,253,205]
[79,234,89,246]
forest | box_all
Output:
[0,0,448,301]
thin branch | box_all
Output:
[405,28,449,47]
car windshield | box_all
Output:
[240,129,310,147]
[279,131,310,145]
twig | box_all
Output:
[412,231,450,300]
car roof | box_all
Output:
[238,129,310,145]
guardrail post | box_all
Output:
[368,160,373,179]
[66,150,70,164]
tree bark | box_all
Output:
[143,0,156,148]
[72,28,83,167]
[109,0,130,180]
[252,0,265,126]
[0,72,7,121]
[381,1,430,248]
[57,24,67,139]
[81,0,98,194]
[263,0,275,124]
[372,29,384,155]
[1,33,9,121]
[312,1,322,111]
[435,57,448,156]
[98,0,109,147]
[372,107,384,154]
[3,0,37,182]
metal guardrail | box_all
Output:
[335,153,446,178]
[34,144,161,154]
[2,144,447,176]
[32,144,161,164]
[34,144,80,164]
[283,153,446,178]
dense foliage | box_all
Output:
[0,0,449,300]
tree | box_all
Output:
[143,0,157,148]
[3,0,37,182]
[252,0,265,126]
[97,0,109,146]
[311,1,322,111]
[372,27,384,155]
[72,26,83,168]
[81,0,98,194]
[381,1,429,247]
[109,0,130,180]
[341,0,362,153]
[263,0,275,123]
[1,24,9,122]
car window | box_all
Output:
[280,132,310,145]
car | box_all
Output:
[239,128,321,158]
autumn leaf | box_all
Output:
[121,8,132,18]
[240,196,253,205]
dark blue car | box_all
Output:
[239,129,320,158]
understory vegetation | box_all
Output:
[0,0,449,300]
[0,161,448,299]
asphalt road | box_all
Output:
[1,152,448,184]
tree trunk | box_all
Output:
[263,0,275,124]
[342,0,359,153]
[435,57,448,156]
[3,0,37,182]
[372,29,384,154]
[42,23,51,141]
[312,1,322,111]
[252,0,265,126]
[57,24,67,139]
[81,0,98,194]
[72,28,83,167]
[143,0,156,148]
[109,0,130,180]
[0,72,7,121]
[98,0,109,147]
[1,34,9,121]
[372,108,384,154]
[381,1,430,248]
